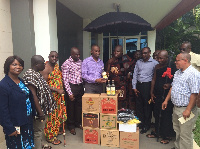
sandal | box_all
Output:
[160,137,172,144]
[146,131,161,138]
[42,144,52,149]
[70,129,76,135]
[47,137,62,145]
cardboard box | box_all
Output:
[100,93,118,114]
[100,113,117,129]
[101,129,119,147]
[82,112,99,128]
[83,127,100,145]
[120,128,139,149]
[82,93,100,113]
[119,123,137,132]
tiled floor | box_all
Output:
[0,127,176,149]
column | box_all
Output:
[83,19,91,59]
[0,0,13,142]
[33,0,58,61]
[147,30,156,55]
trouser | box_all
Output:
[135,81,152,128]
[173,106,197,149]
[84,82,103,94]
[67,83,84,130]
[33,116,47,149]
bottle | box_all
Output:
[106,80,111,96]
[111,80,116,96]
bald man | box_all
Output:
[61,47,84,135]
[162,52,200,149]
[147,50,176,143]
[106,45,134,109]
[23,55,55,149]
[153,50,161,61]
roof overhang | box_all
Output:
[58,0,200,31]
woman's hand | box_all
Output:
[8,131,18,137]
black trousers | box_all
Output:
[136,81,152,128]
[153,94,175,137]
[66,83,84,130]
[84,82,103,94]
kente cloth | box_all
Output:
[23,69,55,115]
[44,63,67,140]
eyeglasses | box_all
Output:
[179,48,187,51]
[175,59,184,62]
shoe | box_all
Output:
[171,148,175,149]
[140,127,149,134]
[70,129,76,135]
[138,123,143,129]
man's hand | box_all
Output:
[162,100,168,110]
[133,89,140,97]
[57,89,65,95]
[69,94,75,101]
[9,131,18,137]
[95,78,106,83]
[151,93,156,103]
[163,83,171,90]
[182,109,191,120]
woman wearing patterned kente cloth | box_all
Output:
[41,51,67,145]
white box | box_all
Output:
[119,123,137,132]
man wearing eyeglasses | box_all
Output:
[180,42,200,108]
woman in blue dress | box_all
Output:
[0,55,35,149]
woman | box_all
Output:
[0,56,35,148]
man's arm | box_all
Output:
[162,87,172,110]
[132,61,140,96]
[183,93,198,119]
[27,84,45,121]
[150,65,158,103]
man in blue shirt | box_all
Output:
[132,47,158,134]
[162,52,200,149]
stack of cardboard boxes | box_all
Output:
[82,93,100,145]
[100,93,119,147]
[82,93,139,148]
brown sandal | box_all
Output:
[46,137,62,145]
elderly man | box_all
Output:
[23,55,55,149]
[132,47,158,134]
[82,44,106,93]
[61,47,84,135]
[106,45,134,109]
[162,52,200,149]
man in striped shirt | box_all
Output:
[61,47,84,135]
[162,52,200,149]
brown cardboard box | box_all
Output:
[120,128,139,149]
[82,93,100,113]
[100,93,118,114]
[82,112,99,128]
[101,129,119,147]
[83,127,100,145]
[100,113,117,129]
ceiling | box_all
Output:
[58,0,182,28]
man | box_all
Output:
[179,41,200,108]
[106,45,134,109]
[82,44,106,93]
[153,50,161,61]
[147,50,176,144]
[40,51,67,145]
[134,51,141,61]
[61,47,84,135]
[132,47,158,134]
[162,52,200,149]
[23,55,55,149]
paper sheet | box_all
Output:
[178,112,195,124]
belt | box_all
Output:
[69,83,83,86]
[137,81,151,84]
[175,105,187,108]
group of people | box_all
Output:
[0,41,199,149]
[133,41,200,149]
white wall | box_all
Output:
[33,0,58,61]
[0,0,13,142]
[83,19,91,59]
[147,30,156,55]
